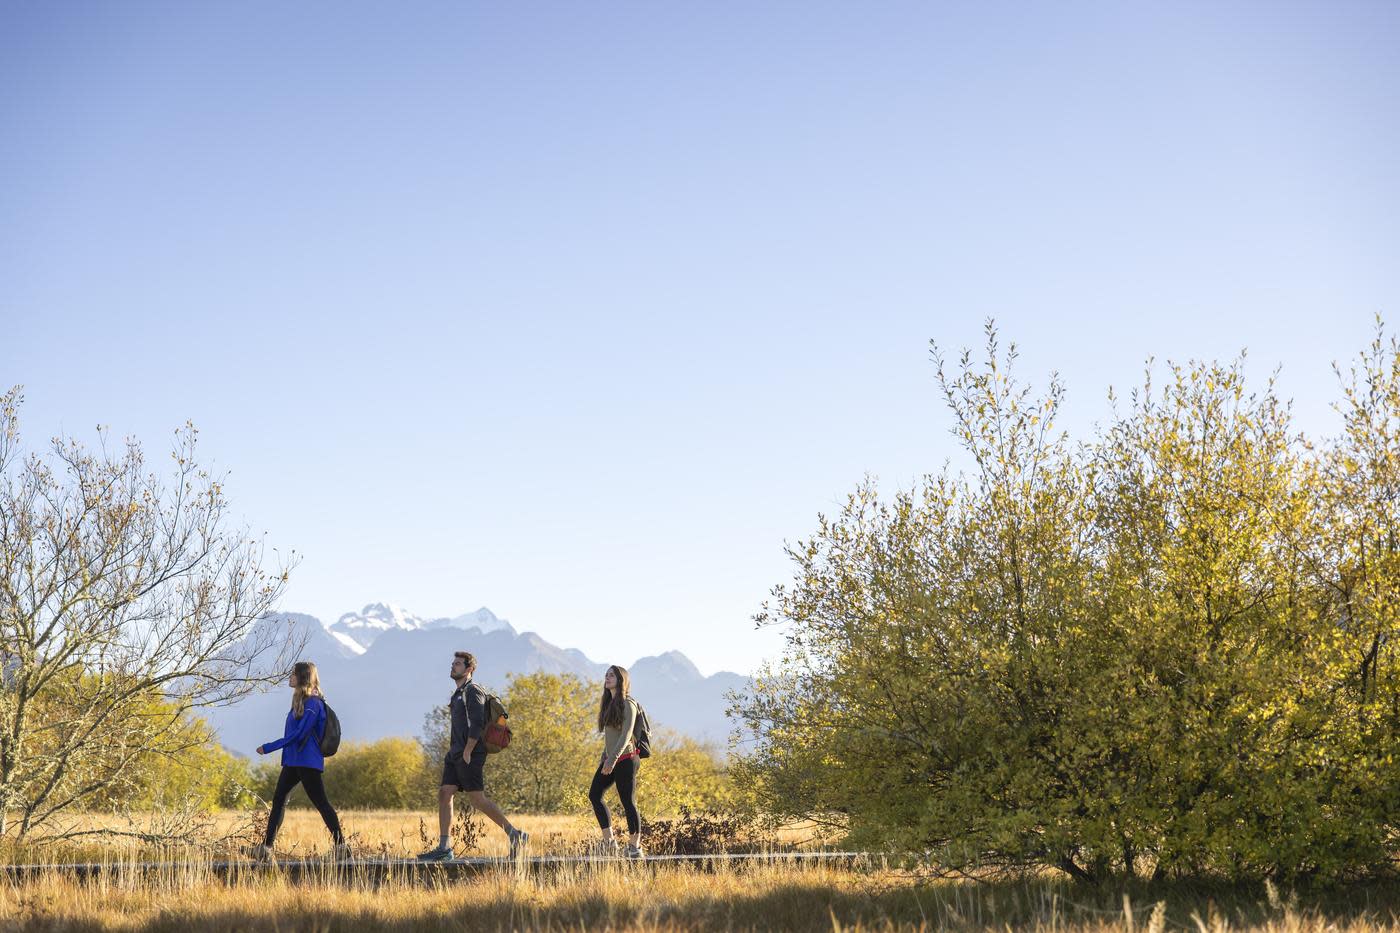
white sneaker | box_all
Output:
[242,843,274,863]
[625,844,644,860]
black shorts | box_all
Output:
[441,753,486,792]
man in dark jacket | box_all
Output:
[416,651,529,860]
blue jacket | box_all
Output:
[261,696,327,770]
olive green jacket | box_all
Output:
[601,697,638,766]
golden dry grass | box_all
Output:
[252,810,597,860]
[7,814,1400,931]
[7,857,1400,932]
[25,810,837,862]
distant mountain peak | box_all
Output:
[328,602,516,652]
[357,602,422,625]
[632,650,702,682]
[328,602,430,652]
[420,606,516,637]
[450,607,514,635]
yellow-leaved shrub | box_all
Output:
[734,321,1400,882]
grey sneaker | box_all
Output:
[507,827,530,859]
[625,844,644,860]
[415,844,454,862]
[332,842,354,861]
[589,837,620,857]
[242,843,274,863]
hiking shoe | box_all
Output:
[332,843,354,861]
[242,844,274,863]
[507,827,530,859]
[415,845,454,862]
[625,844,644,860]
[589,838,620,858]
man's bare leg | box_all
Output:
[465,790,514,833]
[438,784,455,838]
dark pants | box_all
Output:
[265,766,344,846]
[588,756,640,835]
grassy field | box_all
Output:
[7,812,1400,931]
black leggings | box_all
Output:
[265,766,343,846]
[588,756,640,835]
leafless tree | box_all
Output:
[0,386,302,839]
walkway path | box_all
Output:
[2,851,873,884]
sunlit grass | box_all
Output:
[8,810,837,862]
[8,813,1400,930]
[8,856,1400,931]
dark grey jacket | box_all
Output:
[447,679,488,760]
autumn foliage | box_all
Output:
[734,321,1400,882]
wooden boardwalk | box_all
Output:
[2,851,872,885]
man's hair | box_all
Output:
[454,651,477,673]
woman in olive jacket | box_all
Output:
[587,664,643,858]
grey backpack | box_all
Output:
[299,698,341,757]
[319,701,342,757]
[631,698,652,759]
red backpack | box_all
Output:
[482,693,511,754]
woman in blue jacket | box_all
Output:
[250,661,346,860]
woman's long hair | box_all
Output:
[597,664,630,731]
[291,661,323,718]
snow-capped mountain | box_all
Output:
[328,603,429,651]
[327,629,366,657]
[423,607,515,637]
[327,602,517,653]
[210,607,746,754]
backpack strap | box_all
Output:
[296,695,325,750]
[463,682,488,731]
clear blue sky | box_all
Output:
[3,1,1396,676]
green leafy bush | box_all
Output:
[251,737,430,810]
[734,322,1400,882]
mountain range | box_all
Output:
[204,604,749,757]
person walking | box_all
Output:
[249,661,347,861]
[417,651,529,860]
[588,664,644,858]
